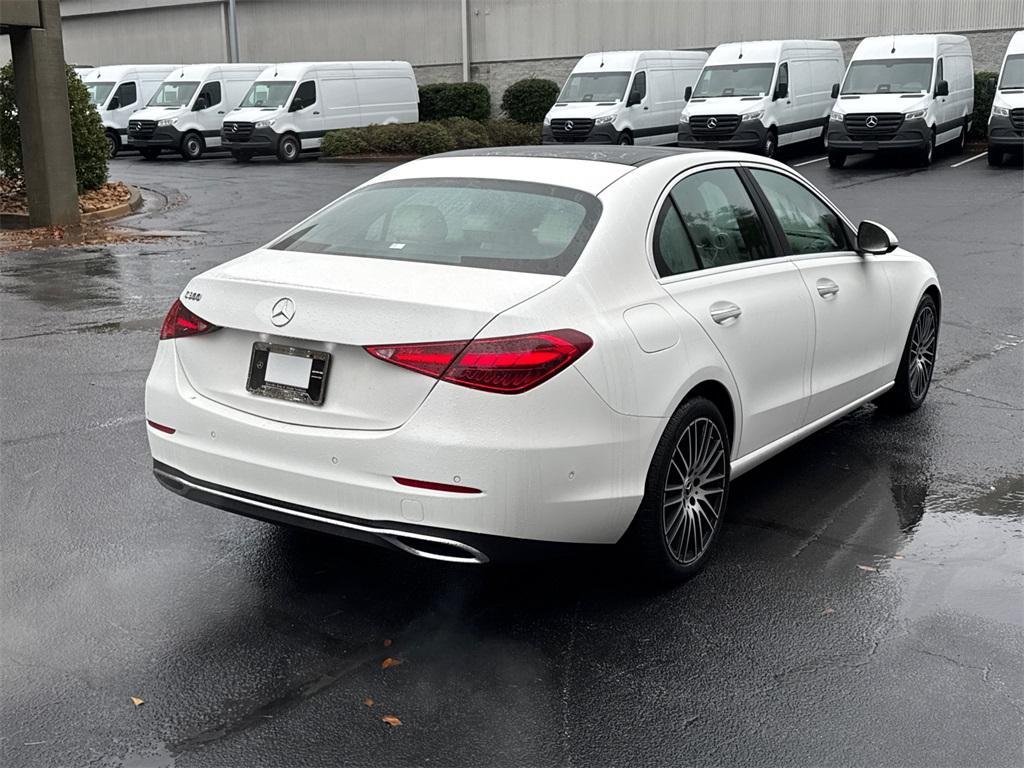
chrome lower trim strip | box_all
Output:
[153,468,489,564]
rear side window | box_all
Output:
[653,203,700,276]
[750,169,848,255]
[293,80,316,109]
[271,179,601,276]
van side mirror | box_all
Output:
[627,90,643,107]
[935,79,949,97]
[684,86,692,102]
[773,82,788,101]
[107,97,120,110]
[289,99,304,112]
[857,220,899,255]
[831,83,840,99]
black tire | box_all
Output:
[876,294,939,414]
[617,131,634,146]
[231,150,254,162]
[762,128,778,158]
[180,131,205,161]
[139,148,161,161]
[828,150,847,168]
[916,129,935,167]
[277,134,301,162]
[625,396,731,583]
[105,131,120,159]
[987,145,1005,167]
[820,119,829,150]
[953,120,967,155]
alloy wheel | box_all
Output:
[662,417,727,565]
[908,305,937,401]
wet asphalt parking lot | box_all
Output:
[2,143,1022,768]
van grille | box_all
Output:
[844,113,904,140]
[1011,108,1024,134]
[549,118,594,142]
[128,119,157,139]
[689,115,740,139]
[222,121,255,141]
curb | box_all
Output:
[319,154,421,163]
[0,184,143,230]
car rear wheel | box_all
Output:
[626,396,730,583]
[105,131,120,159]
[828,151,847,168]
[876,294,938,413]
[180,132,205,161]
[277,134,301,162]
[987,146,1005,166]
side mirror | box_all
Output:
[935,79,949,97]
[773,82,788,101]
[627,90,643,107]
[684,85,692,102]
[107,97,120,110]
[857,220,899,255]
[831,83,840,99]
[289,99,303,112]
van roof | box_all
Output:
[706,40,842,65]
[1008,30,1024,56]
[853,34,970,60]
[82,64,178,81]
[163,63,270,81]
[573,50,708,72]
[253,61,414,80]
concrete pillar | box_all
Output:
[8,0,80,228]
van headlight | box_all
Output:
[992,105,1010,117]
[594,115,615,125]
[255,119,276,128]
[157,118,177,127]
[543,116,551,126]
[741,111,764,122]
[830,111,844,122]
[904,109,927,120]
[679,112,690,123]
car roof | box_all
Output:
[436,145,706,167]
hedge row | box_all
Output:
[321,118,541,158]
[419,78,560,123]
[970,71,998,140]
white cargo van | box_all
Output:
[127,63,268,160]
[677,40,845,157]
[82,65,178,157]
[988,30,1024,166]
[542,50,708,146]
[827,35,974,167]
[221,61,418,162]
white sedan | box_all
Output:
[146,146,940,581]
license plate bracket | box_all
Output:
[246,342,330,406]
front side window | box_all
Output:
[841,58,933,95]
[270,179,601,276]
[149,81,199,107]
[292,80,317,110]
[692,64,775,98]
[558,72,631,102]
[86,81,115,106]
[776,62,789,94]
[628,71,647,103]
[241,81,296,108]
[112,81,137,107]
[194,81,221,110]
[1000,54,1024,90]
[750,169,848,255]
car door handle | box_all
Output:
[709,301,742,324]
[217,111,225,114]
[816,278,840,298]
[313,111,320,115]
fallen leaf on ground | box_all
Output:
[380,657,402,669]
[857,564,878,572]
[383,639,392,647]
[892,554,905,560]
[129,696,144,706]
[364,698,374,707]
[821,607,835,615]
[381,715,402,727]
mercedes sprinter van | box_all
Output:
[82,65,178,157]
[988,30,1024,166]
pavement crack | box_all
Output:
[933,384,1024,410]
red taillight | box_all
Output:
[159,298,220,340]
[366,329,592,394]
[394,476,482,494]
[146,419,175,434]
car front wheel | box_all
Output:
[627,396,730,583]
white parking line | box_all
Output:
[950,151,987,168]
[793,156,827,167]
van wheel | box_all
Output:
[916,129,935,167]
[625,396,731,583]
[828,151,847,168]
[180,132,205,161]
[987,145,1005,166]
[762,129,778,159]
[617,131,633,146]
[876,295,938,413]
[277,134,301,162]
[231,150,254,163]
[953,119,967,155]
[105,131,120,159]
[139,148,161,161]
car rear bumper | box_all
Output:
[676,121,767,151]
[826,117,930,153]
[145,341,659,556]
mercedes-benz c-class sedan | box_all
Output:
[146,146,939,581]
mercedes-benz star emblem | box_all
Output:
[564,120,574,131]
[230,123,238,132]
[866,115,879,128]
[707,117,718,129]
[271,297,295,327]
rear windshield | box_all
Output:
[842,59,933,95]
[270,178,602,276]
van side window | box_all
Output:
[776,62,789,96]
[629,71,647,103]
[114,81,136,107]
[749,169,848,255]
[935,58,944,91]
[196,81,221,110]
[293,80,317,110]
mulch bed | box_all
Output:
[0,177,132,215]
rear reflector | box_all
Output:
[160,298,220,340]
[394,476,482,494]
[366,329,592,394]
[147,420,176,434]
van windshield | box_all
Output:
[558,72,630,102]
[86,82,115,106]
[240,81,296,108]
[692,64,775,98]
[270,179,601,276]
[999,54,1024,90]
[842,59,933,95]
[148,81,200,107]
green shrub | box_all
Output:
[320,129,371,156]
[440,116,490,149]
[971,70,998,140]
[0,63,108,192]
[418,82,491,121]
[483,119,542,146]
[322,122,455,157]
[500,78,560,124]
